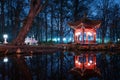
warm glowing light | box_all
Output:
[75,32,81,36]
[78,62,81,65]
[16,48,21,53]
[75,60,78,63]
[94,33,96,35]
[3,57,8,63]
[87,32,92,36]
[89,60,92,64]
[88,63,90,66]
[95,62,96,65]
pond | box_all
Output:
[0,51,120,80]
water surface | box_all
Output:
[0,51,120,80]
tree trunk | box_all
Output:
[13,9,36,45]
[1,0,5,34]
[45,12,48,42]
[13,0,48,45]
[59,0,63,43]
[50,5,53,41]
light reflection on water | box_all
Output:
[0,51,119,80]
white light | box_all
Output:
[75,32,81,36]
[75,60,78,63]
[118,38,120,41]
[3,34,8,44]
[53,38,57,42]
[57,38,60,41]
[87,32,92,36]
[3,34,8,39]
[24,36,38,45]
[78,62,81,65]
[89,60,92,64]
[69,38,72,41]
[88,63,90,66]
[3,57,8,63]
[63,38,66,41]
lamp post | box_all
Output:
[3,34,8,44]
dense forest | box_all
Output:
[0,0,120,44]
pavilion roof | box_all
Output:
[68,17,101,30]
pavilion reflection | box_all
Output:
[70,52,101,79]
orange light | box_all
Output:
[87,32,92,36]
[94,33,96,35]
[88,63,90,66]
[75,32,81,36]
[95,62,96,65]
[75,60,78,63]
[78,62,81,65]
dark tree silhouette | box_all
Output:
[13,0,48,45]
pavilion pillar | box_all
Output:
[93,33,96,43]
[74,35,78,43]
[82,29,84,44]
[86,33,88,43]
[74,34,76,43]
[76,36,78,43]
[86,54,88,65]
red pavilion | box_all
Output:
[68,16,101,44]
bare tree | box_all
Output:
[95,0,114,43]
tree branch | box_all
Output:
[36,0,48,15]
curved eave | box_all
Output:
[68,22,101,30]
[68,17,102,30]
[68,22,76,30]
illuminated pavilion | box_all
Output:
[69,53,101,79]
[68,16,101,44]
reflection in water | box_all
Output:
[3,57,8,63]
[0,51,119,80]
[70,53,101,80]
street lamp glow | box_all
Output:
[3,57,8,63]
[3,34,8,44]
[3,34,8,39]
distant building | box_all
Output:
[68,16,101,44]
[25,36,38,45]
